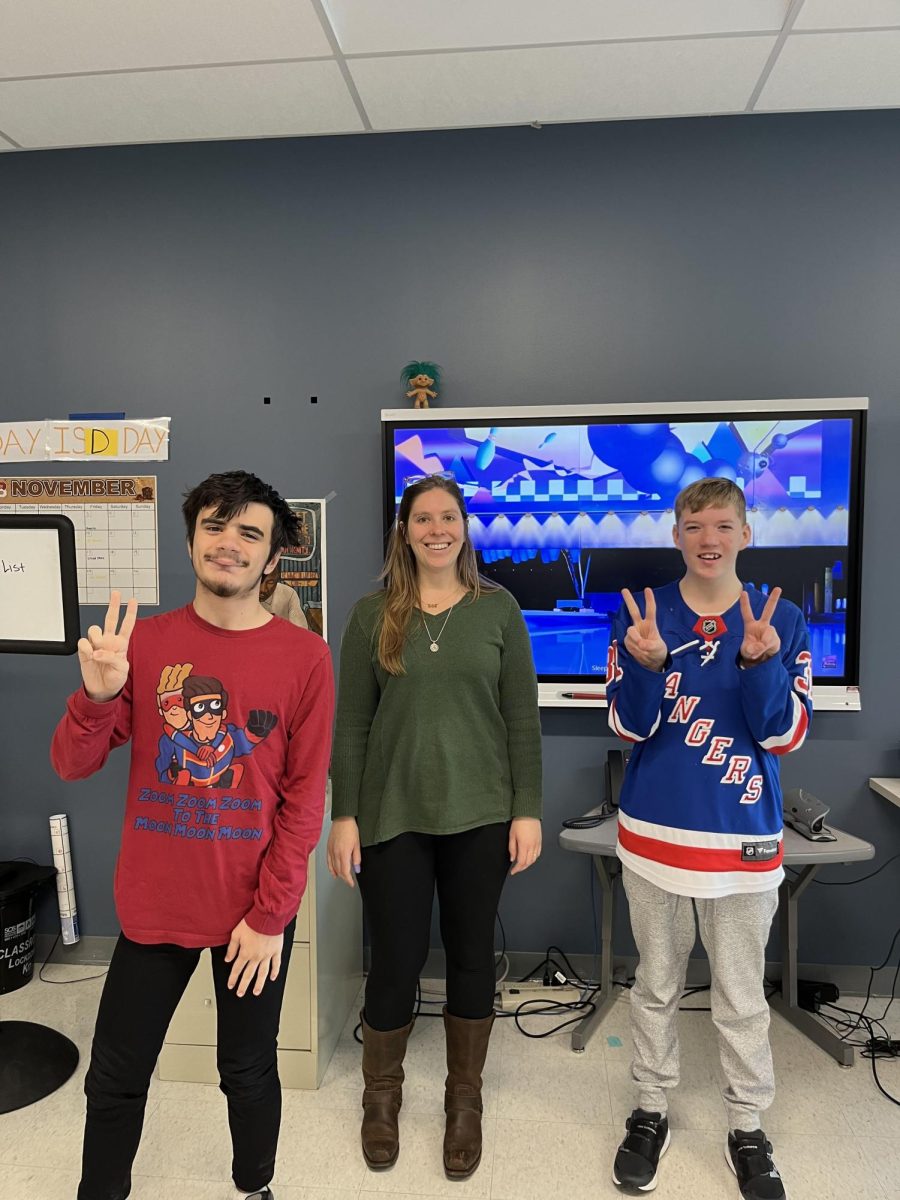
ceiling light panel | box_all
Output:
[349,37,777,130]
[794,1,900,30]
[0,61,364,149]
[324,0,790,54]
[757,29,900,109]
[0,0,333,79]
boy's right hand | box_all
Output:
[621,588,668,672]
[326,816,362,888]
[77,590,138,702]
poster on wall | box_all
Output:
[282,499,327,640]
[0,475,159,605]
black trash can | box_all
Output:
[0,860,80,1113]
[0,861,56,995]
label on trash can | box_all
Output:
[0,905,38,993]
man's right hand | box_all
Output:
[77,590,139,702]
[621,587,668,672]
[326,816,362,888]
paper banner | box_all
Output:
[0,418,170,462]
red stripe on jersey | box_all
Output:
[766,700,809,756]
[618,823,783,873]
[609,698,640,743]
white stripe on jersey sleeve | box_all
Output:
[608,698,661,743]
[759,691,809,752]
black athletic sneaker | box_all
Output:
[727,1129,785,1199]
[612,1108,670,1192]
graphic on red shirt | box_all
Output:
[154,665,277,788]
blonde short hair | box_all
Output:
[674,478,747,523]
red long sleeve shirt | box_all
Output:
[51,605,335,948]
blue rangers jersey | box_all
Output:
[606,582,813,898]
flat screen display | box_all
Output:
[382,401,866,699]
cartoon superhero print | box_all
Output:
[155,668,277,788]
[157,662,193,735]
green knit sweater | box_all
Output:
[331,587,542,846]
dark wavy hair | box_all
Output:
[182,675,227,706]
[182,471,300,557]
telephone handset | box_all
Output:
[561,748,631,830]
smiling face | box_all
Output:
[186,693,226,743]
[403,487,466,578]
[189,502,279,601]
[158,690,189,731]
[673,503,750,585]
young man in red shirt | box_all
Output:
[52,471,335,1200]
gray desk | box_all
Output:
[559,816,874,1066]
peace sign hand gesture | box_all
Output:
[77,590,139,702]
[739,587,782,667]
[621,587,668,672]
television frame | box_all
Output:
[382,398,867,712]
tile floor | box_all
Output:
[1,969,898,1199]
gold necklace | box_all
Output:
[420,586,459,610]
[421,604,456,653]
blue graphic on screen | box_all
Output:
[389,418,854,681]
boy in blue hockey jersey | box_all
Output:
[607,478,812,1200]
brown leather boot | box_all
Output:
[442,1007,494,1180]
[360,1010,414,1170]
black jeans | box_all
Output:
[77,921,295,1200]
[358,822,510,1030]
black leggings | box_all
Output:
[77,923,294,1200]
[358,822,510,1030]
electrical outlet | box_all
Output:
[497,982,583,1011]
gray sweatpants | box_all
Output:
[622,864,779,1132]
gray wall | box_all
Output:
[2,111,898,967]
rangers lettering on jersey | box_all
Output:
[606,583,813,899]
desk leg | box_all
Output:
[768,867,854,1067]
[571,854,621,1053]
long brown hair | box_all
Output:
[377,475,497,675]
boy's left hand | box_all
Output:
[739,587,782,667]
[225,918,284,997]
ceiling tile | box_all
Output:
[757,29,900,109]
[0,61,364,149]
[349,37,777,131]
[0,0,333,79]
[794,1,900,30]
[324,0,789,54]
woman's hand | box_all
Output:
[509,817,542,875]
[326,816,362,887]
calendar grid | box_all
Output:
[0,475,159,605]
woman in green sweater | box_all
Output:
[328,474,542,1180]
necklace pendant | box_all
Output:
[430,641,439,653]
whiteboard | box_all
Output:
[0,515,80,654]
